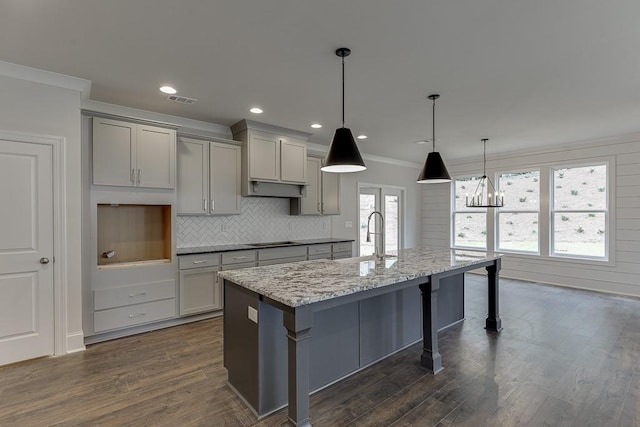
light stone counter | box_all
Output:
[218,246,499,308]
[221,246,502,427]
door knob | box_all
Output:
[40,257,50,264]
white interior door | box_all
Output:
[0,139,54,365]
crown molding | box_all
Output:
[0,60,90,99]
[82,100,232,138]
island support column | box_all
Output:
[485,258,503,332]
[419,276,443,374]
[283,306,313,427]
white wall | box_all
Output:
[422,135,640,297]
[0,72,85,352]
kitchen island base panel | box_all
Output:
[224,274,464,417]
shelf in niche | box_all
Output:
[97,204,172,267]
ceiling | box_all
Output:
[2,0,640,163]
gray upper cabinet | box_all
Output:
[177,137,241,215]
[245,132,306,184]
[247,135,280,181]
[92,117,176,189]
[279,138,307,183]
[231,120,310,196]
[291,157,340,215]
[210,142,241,214]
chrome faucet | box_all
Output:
[366,211,385,259]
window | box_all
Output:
[452,177,487,249]
[497,171,540,253]
[551,164,608,259]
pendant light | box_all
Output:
[417,94,451,183]
[322,47,367,173]
[465,139,504,208]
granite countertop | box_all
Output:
[177,238,354,255]
[218,247,500,308]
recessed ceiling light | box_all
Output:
[357,135,367,140]
[159,86,177,94]
[311,123,322,129]
[250,107,263,114]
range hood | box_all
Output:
[246,181,306,198]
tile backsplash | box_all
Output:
[177,197,331,247]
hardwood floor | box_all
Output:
[1,276,640,426]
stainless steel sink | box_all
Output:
[248,241,297,247]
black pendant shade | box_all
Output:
[417,151,451,183]
[417,94,451,184]
[323,127,366,173]
[322,47,367,173]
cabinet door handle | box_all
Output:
[211,199,215,211]
[192,260,207,264]
[317,202,321,212]
[131,169,135,184]
[204,199,208,212]
[232,256,247,260]
[322,202,325,212]
[129,312,146,318]
[137,169,141,184]
[128,292,147,297]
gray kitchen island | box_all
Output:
[219,247,502,427]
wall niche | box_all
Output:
[97,204,171,268]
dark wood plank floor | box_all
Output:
[1,275,640,426]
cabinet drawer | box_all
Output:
[257,246,307,261]
[332,251,352,260]
[308,253,331,260]
[308,244,331,256]
[94,298,176,332]
[179,253,220,270]
[222,250,257,265]
[332,242,352,253]
[258,256,307,266]
[94,280,175,310]
[220,261,257,271]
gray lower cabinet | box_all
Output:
[180,267,222,316]
[178,241,354,316]
[179,253,222,316]
[332,242,352,259]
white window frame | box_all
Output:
[549,160,612,263]
[495,169,541,255]
[449,157,615,266]
[451,176,488,250]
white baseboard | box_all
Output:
[66,331,86,354]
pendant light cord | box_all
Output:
[482,138,488,177]
[341,54,345,128]
[432,97,436,153]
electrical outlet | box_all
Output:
[221,224,228,232]
[345,221,353,228]
[288,221,293,230]
[248,306,258,323]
